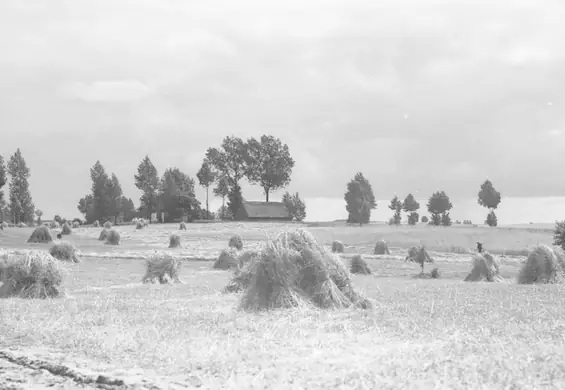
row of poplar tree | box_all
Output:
[344,173,502,226]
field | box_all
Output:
[1,222,564,389]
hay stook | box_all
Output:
[350,254,371,275]
[373,240,390,255]
[214,248,240,270]
[104,229,121,245]
[49,241,81,263]
[169,234,181,248]
[332,240,344,253]
[27,226,53,244]
[517,245,565,284]
[142,252,183,284]
[464,252,502,282]
[229,234,243,250]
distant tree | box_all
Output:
[282,191,307,222]
[427,191,453,226]
[118,196,136,222]
[228,183,244,220]
[105,173,123,224]
[77,194,96,224]
[35,209,43,224]
[441,212,452,226]
[158,167,201,222]
[388,196,403,225]
[0,154,6,205]
[245,135,295,202]
[53,215,63,224]
[403,193,420,225]
[134,155,160,222]
[553,220,565,251]
[196,158,217,220]
[421,215,429,223]
[344,172,377,225]
[485,211,498,227]
[478,180,502,227]
[213,175,230,218]
[89,161,111,223]
[206,136,248,188]
[7,149,35,224]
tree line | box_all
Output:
[76,134,304,224]
[344,173,502,226]
[0,144,502,227]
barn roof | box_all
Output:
[241,201,291,219]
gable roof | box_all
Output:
[240,201,291,219]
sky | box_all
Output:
[1,0,565,224]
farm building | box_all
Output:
[234,201,292,221]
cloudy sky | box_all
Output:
[1,0,564,224]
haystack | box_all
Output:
[136,220,145,230]
[332,240,344,253]
[27,226,53,243]
[103,221,112,229]
[105,229,120,245]
[463,252,501,282]
[373,240,390,255]
[17,222,26,228]
[169,234,181,248]
[229,234,243,250]
[350,254,371,274]
[405,246,433,263]
[98,228,109,241]
[50,221,60,229]
[61,223,72,235]
[49,241,81,263]
[142,252,183,284]
[239,228,372,311]
[214,248,240,270]
[179,222,187,230]
[517,245,565,284]
[1,221,8,229]
[72,221,80,229]
[0,251,64,298]
[93,220,100,227]
[224,250,262,293]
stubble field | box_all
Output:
[0,222,564,389]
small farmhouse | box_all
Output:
[234,201,292,221]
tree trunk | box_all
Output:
[222,196,225,219]
[206,186,209,220]
[265,189,270,202]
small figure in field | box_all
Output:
[477,242,483,253]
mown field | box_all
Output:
[0,222,564,389]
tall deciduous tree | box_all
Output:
[77,194,96,223]
[478,179,501,227]
[427,191,453,226]
[159,167,201,222]
[0,154,6,204]
[344,172,377,225]
[7,149,35,224]
[105,173,123,224]
[134,155,160,222]
[403,193,420,225]
[196,158,217,220]
[245,135,295,202]
[388,195,403,225]
[89,161,111,223]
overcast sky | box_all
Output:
[1,0,564,223]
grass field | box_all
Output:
[0,222,564,389]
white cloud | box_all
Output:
[60,80,150,102]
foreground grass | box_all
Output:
[1,255,565,388]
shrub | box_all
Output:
[373,240,390,255]
[61,223,72,235]
[98,228,109,241]
[50,221,60,229]
[0,251,64,298]
[168,234,181,248]
[332,240,344,253]
[104,229,120,245]
[49,241,81,263]
[72,221,80,229]
[103,221,112,229]
[350,254,371,275]
[142,252,182,284]
[214,248,240,270]
[517,245,565,284]
[27,226,53,243]
[239,228,372,311]
[229,234,243,250]
[464,252,501,282]
[93,220,100,227]
[179,222,187,230]
[421,216,429,223]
